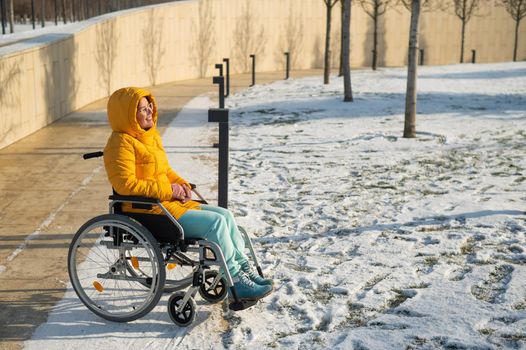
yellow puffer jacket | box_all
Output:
[103,87,200,219]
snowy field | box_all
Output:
[25,62,525,349]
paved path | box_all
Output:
[0,69,322,350]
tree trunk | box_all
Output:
[373,2,378,70]
[41,0,45,27]
[71,0,76,22]
[31,0,35,29]
[403,0,421,138]
[514,18,519,62]
[8,0,13,33]
[61,0,67,24]
[324,1,332,84]
[343,0,353,101]
[339,1,344,77]
[460,19,466,63]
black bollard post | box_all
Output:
[215,63,223,78]
[208,108,229,209]
[419,49,424,66]
[223,58,230,97]
[471,50,476,64]
[250,54,256,87]
[1,0,6,35]
[284,52,290,80]
[213,75,225,109]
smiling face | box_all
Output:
[136,97,154,130]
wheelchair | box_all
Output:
[67,151,266,327]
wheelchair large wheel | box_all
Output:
[68,214,165,323]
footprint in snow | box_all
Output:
[471,264,514,303]
[445,265,473,281]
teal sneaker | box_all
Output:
[231,271,273,301]
[240,261,274,286]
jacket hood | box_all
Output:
[107,87,158,138]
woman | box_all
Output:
[103,87,273,301]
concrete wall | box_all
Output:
[0,0,524,149]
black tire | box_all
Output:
[198,270,228,303]
[68,214,165,323]
[168,291,197,327]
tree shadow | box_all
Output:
[417,67,526,80]
[0,59,21,147]
[96,20,118,96]
[256,210,525,245]
[274,3,304,71]
[190,0,215,78]
[231,0,266,74]
[19,293,209,342]
[39,36,80,127]
[311,35,323,69]
[143,8,166,85]
[230,89,526,126]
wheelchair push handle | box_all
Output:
[83,151,104,160]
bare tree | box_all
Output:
[61,0,67,23]
[339,0,345,76]
[323,0,339,84]
[399,0,435,138]
[497,0,526,61]
[8,0,14,33]
[356,0,396,70]
[447,0,488,63]
[342,0,353,101]
[41,0,45,27]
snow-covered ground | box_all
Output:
[25,62,525,349]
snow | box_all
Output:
[25,62,526,349]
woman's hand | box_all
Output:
[182,184,192,203]
[171,183,186,201]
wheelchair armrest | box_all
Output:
[109,194,161,204]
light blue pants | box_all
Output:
[178,205,249,277]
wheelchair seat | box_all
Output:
[110,192,184,244]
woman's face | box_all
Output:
[136,97,154,130]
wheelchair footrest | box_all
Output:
[228,299,258,311]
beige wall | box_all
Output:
[1,0,524,149]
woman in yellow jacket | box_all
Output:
[103,87,272,301]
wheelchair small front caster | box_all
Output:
[199,270,228,303]
[168,291,196,327]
